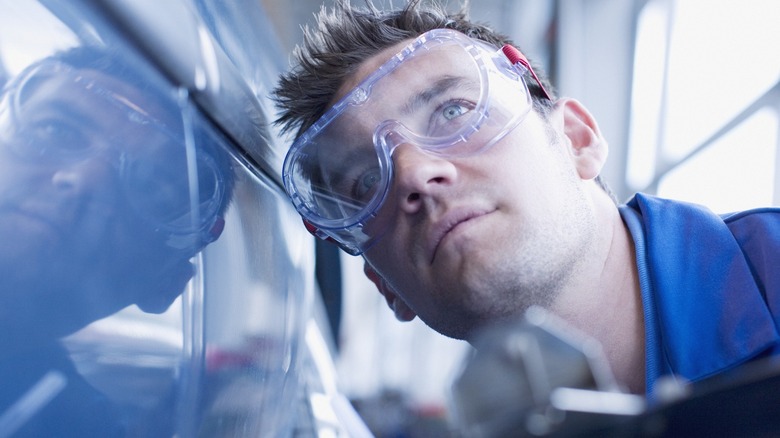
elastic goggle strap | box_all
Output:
[501,44,552,100]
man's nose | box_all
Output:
[391,142,457,214]
[50,157,117,198]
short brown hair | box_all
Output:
[272,0,554,138]
[273,0,617,201]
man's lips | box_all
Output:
[2,206,68,238]
[428,208,493,263]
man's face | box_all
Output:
[346,41,600,340]
[0,67,210,337]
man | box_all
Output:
[0,46,233,436]
[274,0,780,397]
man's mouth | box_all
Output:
[2,206,68,239]
[428,208,493,263]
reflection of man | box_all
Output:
[0,46,233,436]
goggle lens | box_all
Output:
[284,29,534,255]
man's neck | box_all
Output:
[551,196,645,394]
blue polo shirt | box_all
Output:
[619,193,780,396]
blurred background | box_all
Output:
[258,0,780,435]
[1,0,775,436]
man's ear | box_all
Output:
[363,262,416,322]
[552,98,608,180]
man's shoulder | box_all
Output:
[721,207,780,225]
[624,193,719,216]
[625,193,780,226]
[721,207,780,250]
[622,194,780,254]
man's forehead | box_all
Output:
[319,40,482,142]
[23,67,178,128]
[332,38,414,104]
[332,37,474,107]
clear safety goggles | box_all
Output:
[0,61,228,250]
[283,29,549,255]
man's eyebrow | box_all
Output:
[30,99,102,131]
[32,91,120,123]
[401,75,468,115]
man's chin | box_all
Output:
[135,296,181,314]
[134,263,194,314]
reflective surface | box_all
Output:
[0,1,315,436]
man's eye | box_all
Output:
[24,119,92,158]
[427,100,474,136]
[353,168,381,201]
[441,102,469,120]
